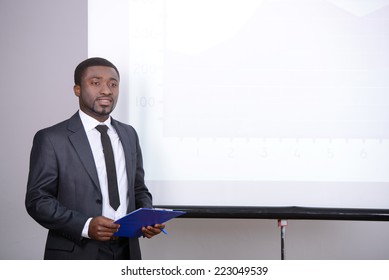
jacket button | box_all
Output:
[96,199,102,204]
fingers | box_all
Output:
[141,224,166,239]
[88,216,120,241]
[89,217,166,240]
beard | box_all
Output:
[93,104,112,116]
[92,101,115,117]
[78,99,116,121]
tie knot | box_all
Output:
[96,124,109,134]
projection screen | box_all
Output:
[88,0,389,209]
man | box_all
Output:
[25,57,164,259]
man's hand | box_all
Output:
[88,216,120,241]
[141,223,165,239]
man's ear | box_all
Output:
[74,85,81,97]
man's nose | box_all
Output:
[100,83,112,95]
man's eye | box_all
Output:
[91,81,100,86]
[110,83,118,88]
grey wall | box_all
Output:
[0,0,87,259]
[1,0,389,260]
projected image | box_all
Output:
[163,0,389,139]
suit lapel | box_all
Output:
[67,113,101,191]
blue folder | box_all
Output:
[113,208,186,238]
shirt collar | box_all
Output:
[78,110,113,132]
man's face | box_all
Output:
[74,66,119,122]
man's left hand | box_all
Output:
[141,223,165,238]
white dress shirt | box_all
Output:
[78,110,128,238]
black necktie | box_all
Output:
[95,125,120,210]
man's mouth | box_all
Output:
[96,97,112,106]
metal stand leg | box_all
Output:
[278,219,288,260]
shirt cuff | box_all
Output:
[82,218,93,238]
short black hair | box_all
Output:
[74,57,120,86]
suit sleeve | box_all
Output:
[25,130,88,243]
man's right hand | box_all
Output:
[88,216,120,241]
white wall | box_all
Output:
[1,0,389,260]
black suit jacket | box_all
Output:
[25,112,152,259]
